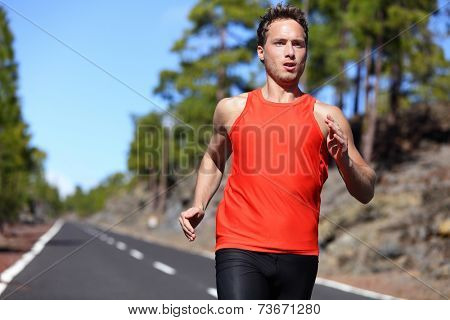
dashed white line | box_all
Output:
[207,288,217,298]
[106,237,115,245]
[153,261,176,275]
[116,241,127,251]
[130,249,144,260]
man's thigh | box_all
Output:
[215,248,271,300]
[274,254,319,300]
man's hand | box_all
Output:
[325,114,349,164]
[178,206,205,241]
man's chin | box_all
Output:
[278,74,301,84]
[267,69,302,84]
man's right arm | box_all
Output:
[178,98,233,241]
[193,98,233,211]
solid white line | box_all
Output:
[0,219,64,296]
[116,241,127,251]
[153,261,176,275]
[129,249,144,260]
[314,277,400,300]
[207,288,218,298]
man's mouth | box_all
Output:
[283,62,296,71]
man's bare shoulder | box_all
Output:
[214,92,250,131]
[218,92,249,109]
[311,99,345,138]
[313,99,342,118]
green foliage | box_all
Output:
[127,111,166,177]
[64,172,128,217]
[292,0,446,111]
[0,8,63,225]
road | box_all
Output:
[0,221,376,299]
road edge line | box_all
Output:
[0,219,64,297]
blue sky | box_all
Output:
[2,0,449,198]
[4,0,197,197]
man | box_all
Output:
[178,3,376,299]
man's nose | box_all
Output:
[284,42,295,58]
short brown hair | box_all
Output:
[257,2,309,48]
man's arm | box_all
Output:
[325,107,376,204]
[192,98,233,211]
[178,98,232,241]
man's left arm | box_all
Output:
[325,107,376,204]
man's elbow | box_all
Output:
[359,172,376,204]
[349,188,373,204]
[353,171,376,204]
[358,191,374,204]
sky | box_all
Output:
[2,0,449,198]
[3,0,197,197]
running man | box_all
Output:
[178,3,376,300]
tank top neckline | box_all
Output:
[255,87,310,107]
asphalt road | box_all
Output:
[0,221,373,300]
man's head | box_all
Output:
[256,3,309,85]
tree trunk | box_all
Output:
[388,54,402,126]
[361,44,373,162]
[156,127,168,215]
[353,58,362,115]
[362,37,382,164]
[335,0,349,110]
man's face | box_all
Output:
[257,19,307,85]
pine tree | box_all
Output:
[0,8,34,229]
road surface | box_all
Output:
[0,221,378,299]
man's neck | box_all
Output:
[262,80,304,103]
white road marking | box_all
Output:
[314,277,400,300]
[116,241,127,251]
[0,219,64,296]
[85,223,400,300]
[207,288,218,298]
[106,237,115,245]
[130,249,144,260]
[99,234,108,241]
[153,261,176,275]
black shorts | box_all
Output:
[215,248,318,300]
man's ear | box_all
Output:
[257,45,264,62]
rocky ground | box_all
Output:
[317,142,449,299]
[0,222,54,274]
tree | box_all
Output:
[0,8,62,230]
[127,111,170,214]
[0,8,35,230]
[64,172,128,217]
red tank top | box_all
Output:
[215,87,329,255]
